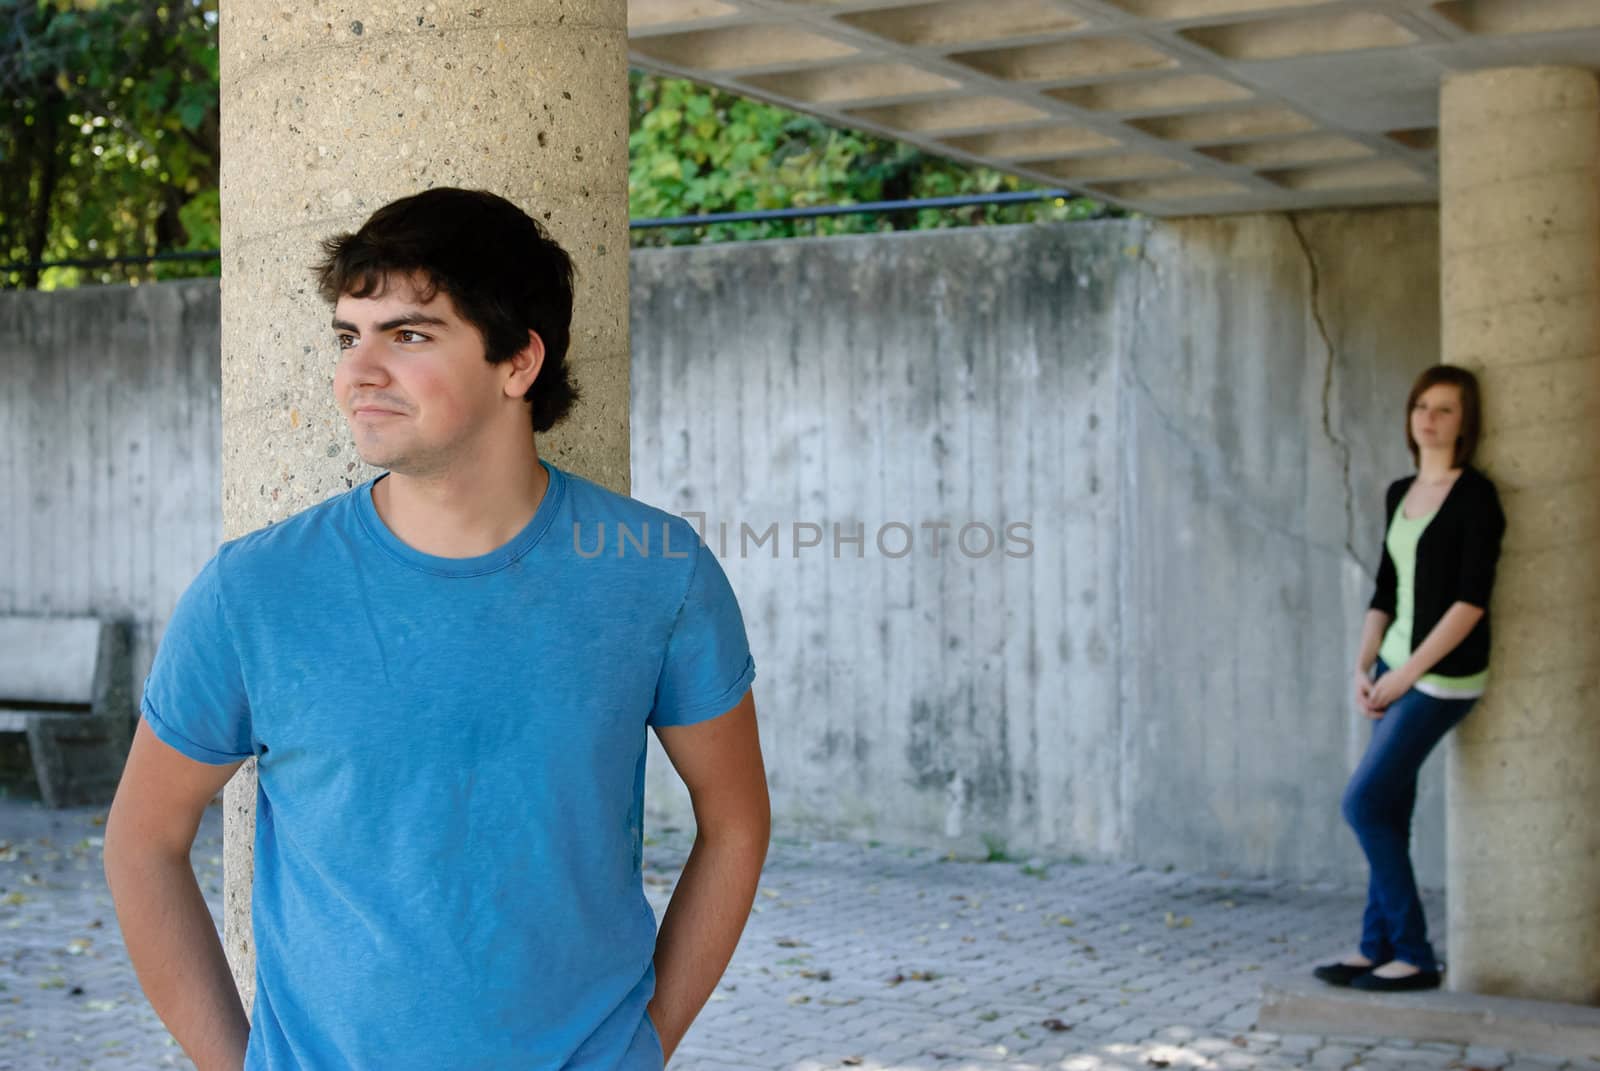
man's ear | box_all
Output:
[504,330,546,399]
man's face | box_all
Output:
[332,275,505,476]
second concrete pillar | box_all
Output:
[1440,65,1600,1004]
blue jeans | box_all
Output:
[1340,660,1477,972]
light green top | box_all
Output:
[1379,506,1489,699]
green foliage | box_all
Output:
[0,0,220,289]
[0,4,1105,289]
[628,70,1108,247]
[980,833,1012,863]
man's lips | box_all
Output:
[351,402,406,417]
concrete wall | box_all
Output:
[1117,211,1442,882]
[1,210,1442,883]
[1,281,222,694]
[634,207,1443,884]
[632,226,1127,860]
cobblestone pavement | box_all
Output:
[1,794,1591,1071]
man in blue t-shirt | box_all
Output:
[103,188,770,1070]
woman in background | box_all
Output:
[1314,364,1505,993]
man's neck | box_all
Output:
[373,445,550,560]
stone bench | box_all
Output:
[0,616,134,808]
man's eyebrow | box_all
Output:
[330,313,451,332]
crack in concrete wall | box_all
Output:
[5,210,1442,882]
[633,213,1442,882]
[1287,213,1361,568]
[1118,229,1353,563]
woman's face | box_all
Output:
[1411,383,1464,459]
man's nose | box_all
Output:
[342,343,391,386]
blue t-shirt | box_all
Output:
[141,461,756,1070]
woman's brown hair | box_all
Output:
[1405,364,1481,469]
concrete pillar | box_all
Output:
[1440,67,1600,1003]
[216,1,631,1005]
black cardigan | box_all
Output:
[1368,466,1505,677]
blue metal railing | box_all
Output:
[3,188,1101,274]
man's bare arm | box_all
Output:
[103,720,251,1071]
[647,691,770,1064]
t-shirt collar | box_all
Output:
[354,460,566,577]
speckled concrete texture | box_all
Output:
[1439,66,1600,1005]
[217,0,631,1009]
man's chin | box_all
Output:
[352,446,403,472]
[362,453,436,478]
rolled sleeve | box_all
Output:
[142,697,251,765]
[141,554,255,763]
[649,541,757,729]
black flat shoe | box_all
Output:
[1312,962,1373,987]
[1349,969,1441,992]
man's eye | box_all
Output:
[399,330,428,343]
[336,335,356,349]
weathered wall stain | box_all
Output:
[635,211,1443,883]
[4,209,1442,883]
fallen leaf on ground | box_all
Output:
[884,969,943,986]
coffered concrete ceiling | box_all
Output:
[626,0,1600,215]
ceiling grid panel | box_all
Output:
[626,0,1600,215]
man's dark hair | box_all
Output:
[1405,363,1481,469]
[313,187,579,433]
